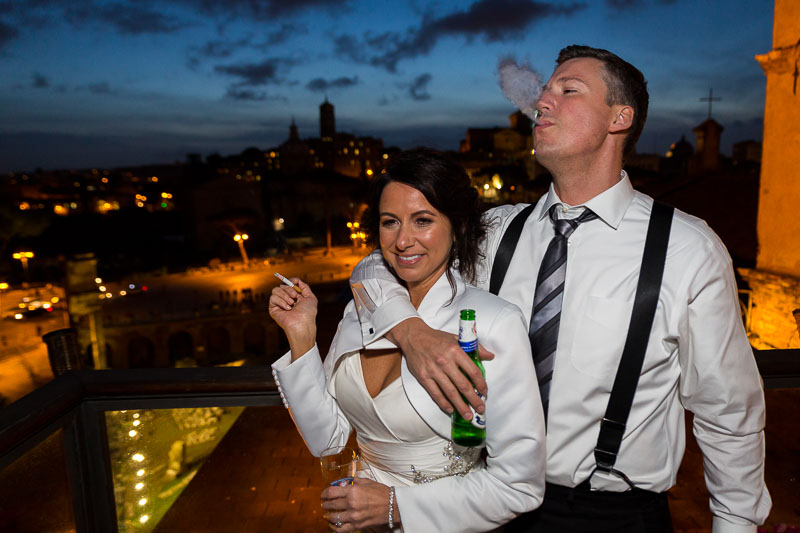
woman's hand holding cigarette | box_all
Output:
[269,274,318,360]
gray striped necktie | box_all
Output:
[530,205,598,418]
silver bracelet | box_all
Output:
[388,486,395,529]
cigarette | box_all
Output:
[274,272,303,294]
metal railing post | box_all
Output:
[63,402,118,532]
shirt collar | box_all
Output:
[416,268,466,319]
[538,170,635,230]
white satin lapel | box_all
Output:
[323,301,364,377]
[401,357,452,438]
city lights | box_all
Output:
[129,430,137,437]
[12,251,34,281]
[347,222,366,248]
[233,234,250,266]
[136,469,145,477]
[132,453,144,462]
[135,482,144,490]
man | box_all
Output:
[349,45,770,531]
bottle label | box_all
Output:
[469,390,487,429]
[458,320,477,351]
[459,339,478,353]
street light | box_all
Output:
[347,222,366,249]
[233,233,249,266]
[12,251,34,282]
[0,282,7,315]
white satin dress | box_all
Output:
[332,351,481,488]
[272,270,545,532]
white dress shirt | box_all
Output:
[273,271,546,532]
[349,172,771,532]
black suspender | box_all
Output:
[489,200,675,489]
[489,203,535,296]
[592,201,674,486]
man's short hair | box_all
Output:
[557,45,649,158]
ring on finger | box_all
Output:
[335,512,342,528]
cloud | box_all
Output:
[187,25,306,70]
[224,87,288,102]
[605,0,639,8]
[214,58,296,86]
[32,72,50,88]
[306,76,360,92]
[606,0,678,7]
[187,37,252,69]
[225,87,267,101]
[335,0,587,72]
[196,38,251,59]
[0,19,20,50]
[408,73,432,100]
[173,0,350,20]
[88,82,112,94]
[262,23,307,45]
[377,94,400,106]
[65,3,186,35]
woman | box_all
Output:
[269,149,545,532]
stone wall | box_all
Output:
[739,268,800,349]
[754,0,800,276]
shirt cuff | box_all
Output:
[363,293,418,349]
[711,516,757,533]
[271,344,327,396]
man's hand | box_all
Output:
[388,318,495,420]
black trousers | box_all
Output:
[505,482,673,533]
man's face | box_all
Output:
[533,57,616,165]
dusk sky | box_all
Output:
[0,0,774,173]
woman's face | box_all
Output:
[378,181,453,306]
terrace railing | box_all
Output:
[0,350,798,532]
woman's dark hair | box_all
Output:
[363,148,488,294]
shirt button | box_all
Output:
[567,239,572,246]
[561,205,568,213]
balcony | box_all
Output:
[0,353,798,532]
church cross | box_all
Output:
[700,88,721,119]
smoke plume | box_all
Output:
[498,57,543,120]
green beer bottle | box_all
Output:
[451,309,486,446]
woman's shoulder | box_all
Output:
[458,286,525,323]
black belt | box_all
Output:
[545,481,666,509]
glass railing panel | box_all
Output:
[105,406,246,532]
[0,428,76,533]
[154,406,326,533]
